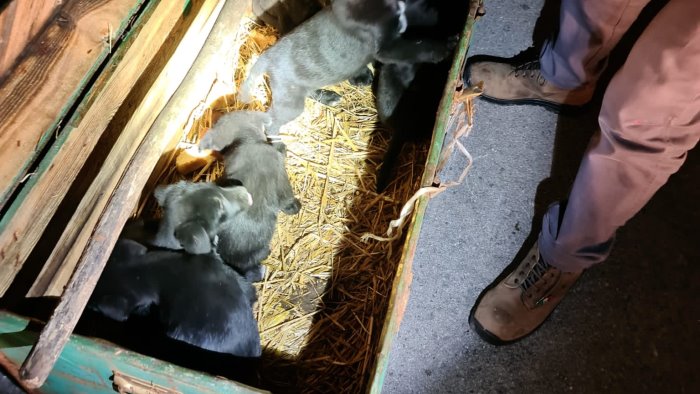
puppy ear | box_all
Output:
[175,222,212,255]
[222,186,253,209]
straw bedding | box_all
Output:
[136,17,430,392]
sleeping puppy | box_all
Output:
[88,238,262,358]
[200,110,301,282]
[150,180,253,254]
[239,0,449,135]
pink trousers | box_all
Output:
[536,0,700,271]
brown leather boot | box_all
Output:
[469,242,583,345]
[466,56,594,111]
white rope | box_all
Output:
[361,86,482,243]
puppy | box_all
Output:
[150,180,252,254]
[238,0,420,135]
[373,0,468,191]
[200,111,301,282]
[88,238,262,358]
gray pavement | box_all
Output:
[382,1,700,393]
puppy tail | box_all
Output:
[238,56,268,104]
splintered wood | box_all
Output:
[138,18,428,393]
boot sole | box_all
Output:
[467,299,553,346]
[476,94,587,115]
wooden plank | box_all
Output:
[28,0,224,297]
[18,0,249,388]
[0,0,146,211]
[0,0,197,296]
[0,311,267,393]
[0,0,59,78]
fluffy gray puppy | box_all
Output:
[200,110,301,282]
[150,180,253,254]
[237,0,427,135]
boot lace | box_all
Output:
[512,60,546,86]
[520,256,551,291]
[520,256,559,306]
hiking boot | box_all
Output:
[465,56,594,111]
[469,242,583,345]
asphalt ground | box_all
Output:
[381,0,700,392]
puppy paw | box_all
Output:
[310,89,343,107]
[281,198,302,215]
[349,67,374,86]
[244,265,267,283]
[271,140,287,155]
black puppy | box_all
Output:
[88,238,262,358]
[374,0,469,191]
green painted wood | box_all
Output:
[0,311,267,393]
[420,6,478,188]
[367,3,480,392]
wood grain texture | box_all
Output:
[19,1,248,387]
[0,0,192,296]
[0,0,145,211]
[0,0,60,78]
[29,0,225,297]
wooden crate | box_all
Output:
[0,0,482,392]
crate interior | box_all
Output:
[60,13,460,393]
[132,16,435,392]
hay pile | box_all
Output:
[137,18,429,392]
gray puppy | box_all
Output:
[237,0,426,135]
[150,180,253,254]
[200,111,301,281]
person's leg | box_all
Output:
[467,0,649,110]
[540,0,700,272]
[539,0,650,89]
[470,0,700,344]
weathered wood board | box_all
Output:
[0,0,146,211]
[0,1,60,78]
[18,0,250,388]
[29,0,226,297]
[0,0,209,297]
